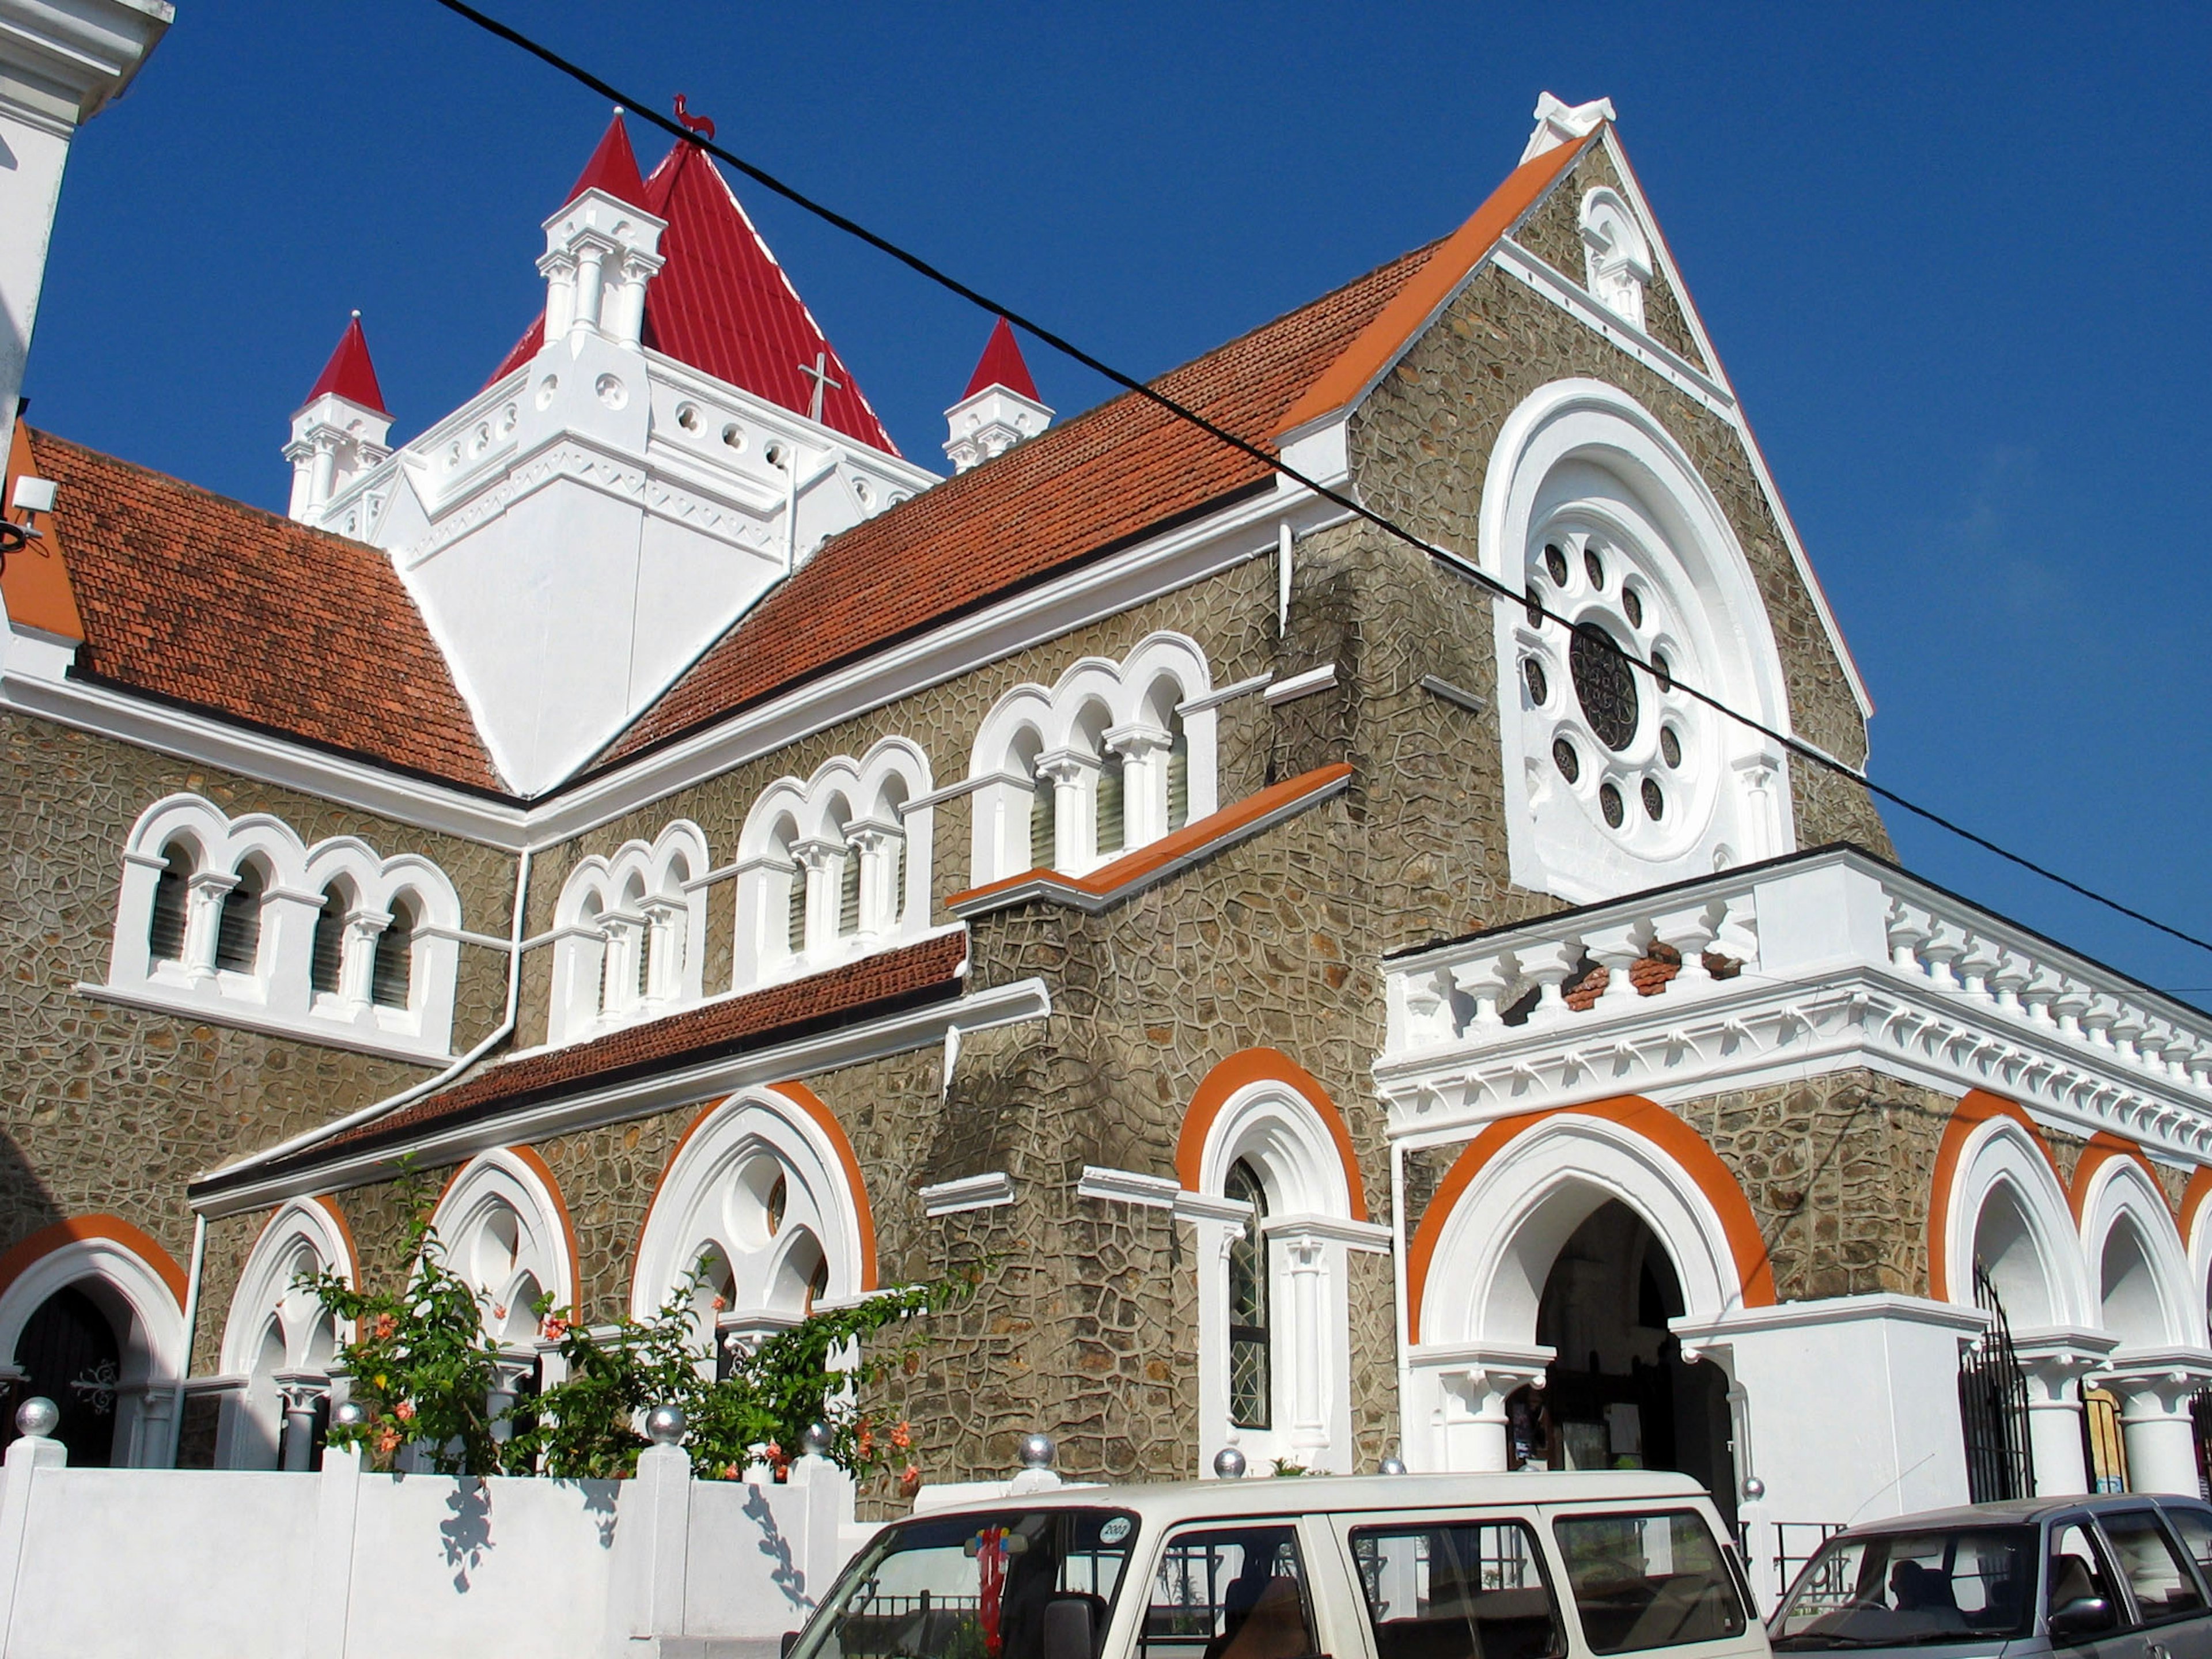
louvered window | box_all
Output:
[1030,773,1056,870]
[1168,718,1191,832]
[785,862,806,953]
[310,886,347,997]
[147,845,192,964]
[888,834,906,923]
[838,846,861,936]
[371,896,414,1010]
[1095,753,1124,858]
[636,918,653,1001]
[214,862,265,974]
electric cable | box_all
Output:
[428,0,2212,962]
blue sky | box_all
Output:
[25,2,2212,998]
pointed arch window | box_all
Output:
[371,895,414,1010]
[1225,1157,1271,1431]
[785,859,807,954]
[1167,712,1191,833]
[214,861,266,975]
[1096,751,1126,858]
[1030,771,1057,869]
[838,844,861,937]
[148,844,192,965]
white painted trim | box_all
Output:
[192,976,1052,1217]
[1260,1213,1393,1253]
[1177,672,1274,716]
[1262,664,1338,706]
[1075,1166,1180,1209]
[1671,1293,1989,1343]
[1418,675,1486,715]
[1492,238,1735,417]
[77,980,454,1065]
[1171,1191,1253,1225]
[919,1172,1017,1216]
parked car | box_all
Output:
[785,1471,1766,1659]
[1768,1492,2212,1659]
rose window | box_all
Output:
[1516,522,1703,847]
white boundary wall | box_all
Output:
[0,1429,872,1658]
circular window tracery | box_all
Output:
[1514,521,1707,854]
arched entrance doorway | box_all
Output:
[5,1285,124,1465]
[1502,1199,1737,1529]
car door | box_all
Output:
[1131,1518,1336,1659]
[2047,1516,2149,1659]
[2092,1509,2212,1659]
[1324,1508,1569,1659]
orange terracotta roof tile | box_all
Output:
[18,430,503,791]
[304,930,965,1162]
[594,243,1448,767]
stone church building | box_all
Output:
[3,77,2210,1597]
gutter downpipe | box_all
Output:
[1391,1136,1414,1468]
[163,1211,206,1467]
[196,844,536,1191]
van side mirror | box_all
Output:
[782,1632,801,1658]
[2050,1596,2115,1641]
[1043,1596,1096,1659]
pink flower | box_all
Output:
[372,1312,396,1340]
[377,1427,402,1455]
[395,1400,416,1423]
[492,1304,508,1323]
[710,1294,726,1312]
[891,1421,912,1451]
[721,1463,741,1481]
[543,1315,569,1339]
[899,1464,922,1497]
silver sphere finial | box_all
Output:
[1741,1475,1766,1501]
[331,1400,368,1430]
[1378,1455,1407,1476]
[1213,1446,1247,1479]
[13,1396,56,1440]
[1018,1431,1055,1470]
[801,1421,834,1457]
[645,1403,687,1446]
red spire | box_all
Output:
[305,312,388,415]
[566,110,649,210]
[963,316,1039,401]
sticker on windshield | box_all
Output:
[1100,1517,1132,1544]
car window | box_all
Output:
[1349,1520,1564,1659]
[1551,1510,1746,1654]
[2047,1522,2124,1642]
[2161,1508,2212,1578]
[1767,1527,2039,1651]
[2096,1513,2206,1624]
[1141,1525,1317,1659]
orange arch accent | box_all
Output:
[1403,1095,1774,1344]
[1173,1048,1368,1223]
[634,1084,880,1301]
[1925,1090,2062,1304]
[0,1215,188,1310]
[505,1145,583,1308]
[2069,1132,2171,1224]
[2181,1168,2212,1252]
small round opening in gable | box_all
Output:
[1570,623,1638,751]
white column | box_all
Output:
[2015,1332,2115,1497]
[2102,1353,2212,1495]
[1176,1191,1252,1476]
[570,241,609,339]
[848,821,898,939]
[181,869,237,982]
[277,1374,329,1472]
[795,839,842,959]
[1037,751,1096,872]
[1282,1231,1328,1459]
[537,249,578,341]
[606,250,663,347]
[339,908,392,1007]
[641,897,685,1003]
[1106,724,1172,850]
[1434,1354,1551,1472]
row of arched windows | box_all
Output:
[110,796,463,1060]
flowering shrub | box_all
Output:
[301,1170,965,1481]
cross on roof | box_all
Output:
[798,351,840,423]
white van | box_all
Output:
[787,1471,1766,1659]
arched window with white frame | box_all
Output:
[107,794,464,1060]
[969,632,1218,885]
[217,1199,355,1472]
[1180,1054,1379,1477]
[431,1150,578,1417]
[733,740,935,991]
[546,820,711,1044]
[632,1089,870,1374]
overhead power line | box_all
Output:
[427,0,2212,963]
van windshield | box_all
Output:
[794,1508,1142,1659]
[1770,1528,2040,1650]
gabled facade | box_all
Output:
[3,92,2210,1600]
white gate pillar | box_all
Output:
[2014,1330,2116,1498]
[2102,1351,2212,1496]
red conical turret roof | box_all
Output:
[963,316,1039,401]
[305,312,388,415]
[486,122,900,457]
[566,110,649,210]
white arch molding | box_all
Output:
[632,1089,869,1365]
[216,1199,355,1471]
[1478,380,1796,904]
[548,819,712,1042]
[1939,1116,2090,1330]
[2075,1155,2199,1351]
[1407,1113,1742,1474]
[0,1230,187,1469]
[1186,1077,1369,1478]
[430,1150,577,1346]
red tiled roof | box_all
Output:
[488,128,899,457]
[310,931,967,1159]
[19,429,503,790]
[303,313,388,416]
[567,111,649,211]
[597,243,1446,766]
[964,316,1040,401]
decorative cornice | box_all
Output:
[1075,1166,1180,1209]
[918,1172,1016,1216]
